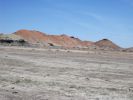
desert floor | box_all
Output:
[0,46,133,100]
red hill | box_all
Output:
[14,30,93,48]
[95,39,121,50]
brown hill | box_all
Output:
[95,39,121,50]
[14,30,47,44]
[14,30,93,48]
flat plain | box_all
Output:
[0,46,133,100]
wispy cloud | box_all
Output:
[80,12,104,22]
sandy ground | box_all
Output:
[0,46,133,100]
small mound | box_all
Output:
[95,39,121,50]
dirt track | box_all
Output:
[0,46,133,100]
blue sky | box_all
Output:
[0,0,133,47]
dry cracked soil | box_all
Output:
[0,46,133,100]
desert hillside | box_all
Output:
[0,29,123,51]
[14,30,93,48]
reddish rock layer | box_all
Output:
[14,30,93,48]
